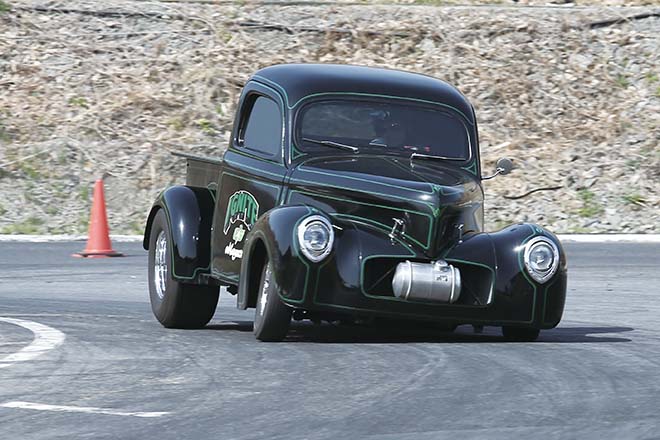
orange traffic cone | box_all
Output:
[73,179,123,258]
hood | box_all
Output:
[287,155,484,256]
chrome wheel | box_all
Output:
[253,261,291,342]
[154,230,168,299]
[258,263,271,316]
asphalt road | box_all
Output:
[1,241,659,439]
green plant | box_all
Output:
[68,96,89,108]
[492,219,511,231]
[0,122,10,142]
[0,203,6,217]
[625,158,640,169]
[196,118,214,134]
[130,220,144,235]
[1,217,45,234]
[0,1,10,14]
[168,117,185,131]
[568,225,594,234]
[219,30,232,43]
[578,189,595,203]
[622,193,647,208]
[52,182,66,198]
[577,206,601,218]
[577,189,603,218]
[646,72,658,83]
[19,161,41,179]
[77,213,90,233]
[615,74,629,88]
[79,185,90,201]
[57,149,69,165]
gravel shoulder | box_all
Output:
[0,1,658,234]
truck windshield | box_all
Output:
[295,99,471,160]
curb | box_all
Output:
[556,234,660,243]
[1,234,659,243]
[0,235,143,243]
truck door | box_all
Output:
[211,87,287,284]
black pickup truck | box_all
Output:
[143,64,567,342]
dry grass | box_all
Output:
[0,0,658,234]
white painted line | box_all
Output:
[0,317,65,369]
[557,234,660,243]
[0,401,169,418]
[0,313,126,318]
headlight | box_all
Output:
[296,215,334,262]
[523,236,559,283]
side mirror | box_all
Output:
[496,157,513,175]
[482,157,514,180]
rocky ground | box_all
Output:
[0,0,658,234]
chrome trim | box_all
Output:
[405,260,413,300]
[523,236,560,284]
[389,218,405,240]
[296,215,334,263]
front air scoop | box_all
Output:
[287,155,484,256]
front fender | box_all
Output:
[143,185,215,281]
[239,206,412,311]
[446,223,567,327]
[238,205,317,309]
[490,223,567,327]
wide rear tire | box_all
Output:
[253,262,292,342]
[502,326,540,342]
[148,210,219,329]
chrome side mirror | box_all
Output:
[482,157,514,180]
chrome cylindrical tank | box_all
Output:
[391,260,461,303]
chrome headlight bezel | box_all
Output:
[523,236,559,284]
[296,215,334,263]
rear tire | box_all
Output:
[148,210,219,329]
[502,326,540,342]
[253,262,292,342]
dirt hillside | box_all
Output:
[0,0,658,234]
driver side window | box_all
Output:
[238,95,282,159]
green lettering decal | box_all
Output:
[223,190,260,235]
[223,190,260,261]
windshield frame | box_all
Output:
[292,96,474,162]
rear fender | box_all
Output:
[143,185,215,282]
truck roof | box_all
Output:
[250,64,475,124]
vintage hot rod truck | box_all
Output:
[143,64,567,342]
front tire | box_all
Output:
[148,210,219,329]
[253,262,292,342]
[502,326,540,342]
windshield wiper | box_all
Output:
[410,152,462,162]
[302,137,359,153]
